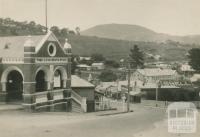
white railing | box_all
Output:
[1,57,24,64]
[35,91,48,103]
[0,57,68,64]
[52,89,64,100]
[35,57,68,64]
[71,90,82,103]
[95,100,120,111]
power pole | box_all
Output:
[156,84,158,107]
[127,63,131,112]
[156,80,161,107]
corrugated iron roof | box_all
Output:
[71,75,94,88]
[0,35,45,57]
[137,68,176,76]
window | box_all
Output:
[47,43,56,56]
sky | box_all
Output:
[0,0,200,36]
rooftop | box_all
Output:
[77,64,91,68]
[71,75,94,88]
[137,68,176,77]
[0,35,45,57]
[92,63,104,66]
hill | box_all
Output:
[0,18,198,62]
[67,35,195,62]
[81,24,200,44]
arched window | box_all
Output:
[53,70,62,89]
[35,70,46,92]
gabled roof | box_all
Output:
[0,35,44,57]
[0,31,67,58]
[71,75,94,88]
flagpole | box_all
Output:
[45,0,48,33]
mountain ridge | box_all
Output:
[81,24,200,44]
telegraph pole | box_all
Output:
[156,80,161,107]
[127,62,131,112]
[156,84,158,107]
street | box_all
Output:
[0,105,165,137]
[0,105,199,137]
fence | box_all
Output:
[95,100,126,111]
[141,100,200,109]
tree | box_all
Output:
[79,58,93,66]
[50,26,60,36]
[91,53,105,63]
[98,69,117,82]
[188,48,200,72]
[29,21,36,27]
[75,27,80,35]
[105,60,120,68]
[60,28,69,37]
[129,45,144,68]
[68,30,76,35]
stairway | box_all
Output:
[71,99,83,113]
[70,90,87,113]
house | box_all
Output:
[95,81,121,99]
[180,63,195,77]
[190,74,200,82]
[131,68,178,83]
[77,64,91,71]
[156,63,171,69]
[154,55,161,61]
[79,56,91,61]
[91,63,105,70]
[71,75,95,112]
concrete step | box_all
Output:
[0,103,23,112]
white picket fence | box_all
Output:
[141,100,200,109]
[95,100,126,111]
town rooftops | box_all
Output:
[137,68,176,77]
[92,63,104,66]
[71,75,94,88]
[79,56,91,61]
[77,64,91,68]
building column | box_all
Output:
[47,80,54,112]
[46,81,51,91]
[0,82,7,102]
[23,81,36,112]
[66,79,71,88]
[62,79,67,88]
